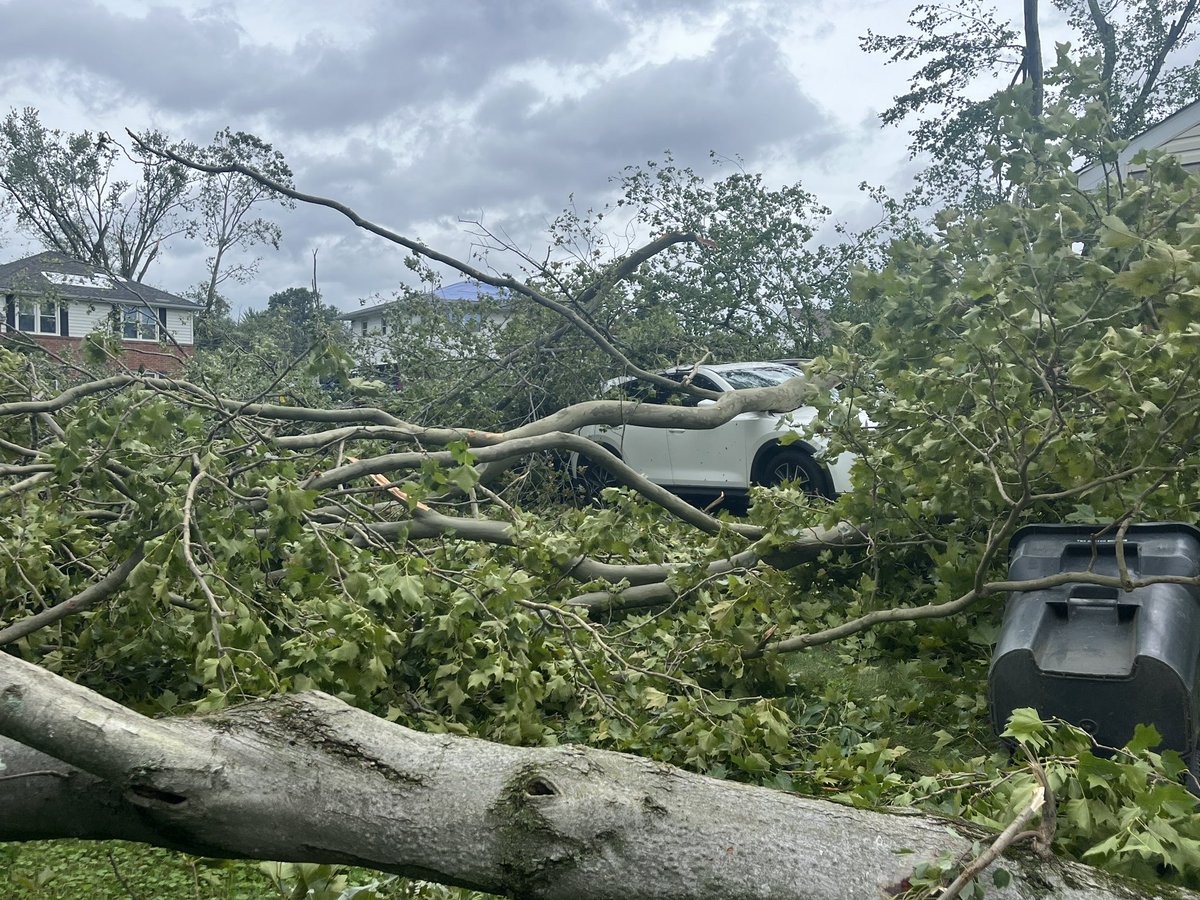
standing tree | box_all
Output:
[611,156,914,361]
[194,128,294,315]
[263,284,343,352]
[375,155,910,432]
[0,108,194,279]
[0,112,291,302]
[862,0,1200,207]
[184,284,348,397]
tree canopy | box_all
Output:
[863,0,1200,208]
[0,110,291,288]
[0,108,193,280]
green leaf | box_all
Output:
[1126,723,1162,755]
[643,688,669,710]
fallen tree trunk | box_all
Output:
[0,654,1183,900]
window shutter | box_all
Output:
[4,296,13,331]
[158,307,168,337]
[59,306,69,337]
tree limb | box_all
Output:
[305,432,764,539]
[0,548,146,646]
[1125,0,1199,130]
[0,654,1181,900]
[756,568,1200,657]
[566,523,866,611]
[128,133,718,401]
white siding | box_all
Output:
[1078,101,1200,189]
[66,299,114,337]
[345,313,387,336]
[164,308,194,346]
[349,315,388,365]
[1157,121,1200,169]
[65,300,194,346]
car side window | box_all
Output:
[604,378,665,404]
[664,373,722,407]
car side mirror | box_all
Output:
[697,398,718,407]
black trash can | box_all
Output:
[989,523,1200,755]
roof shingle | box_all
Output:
[0,251,200,310]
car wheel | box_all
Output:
[759,448,827,498]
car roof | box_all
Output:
[688,361,803,374]
[600,361,804,391]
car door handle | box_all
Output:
[667,428,685,433]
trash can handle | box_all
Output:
[1066,584,1121,603]
[1061,539,1140,562]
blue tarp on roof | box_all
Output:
[430,281,508,302]
[339,280,509,320]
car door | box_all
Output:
[592,378,674,483]
[663,373,752,489]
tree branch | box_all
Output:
[1126,0,1199,130]
[755,568,1200,657]
[0,547,146,645]
[128,133,718,400]
[0,654,1181,900]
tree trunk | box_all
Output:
[0,654,1184,900]
[1023,0,1043,117]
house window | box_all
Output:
[18,299,58,335]
[121,305,158,341]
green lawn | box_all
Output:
[0,842,491,899]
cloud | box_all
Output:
[0,0,630,132]
[245,1,633,131]
[0,0,892,311]
[300,26,838,236]
[0,1,275,116]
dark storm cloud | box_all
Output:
[0,0,860,308]
[266,2,630,130]
[330,28,839,227]
[250,24,847,309]
[499,29,837,169]
[0,0,629,130]
[0,1,280,115]
[613,0,749,17]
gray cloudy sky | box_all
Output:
[0,0,953,313]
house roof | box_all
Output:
[0,251,201,310]
[340,280,508,321]
[1077,98,1200,190]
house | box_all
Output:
[1077,99,1200,191]
[0,251,199,373]
[340,280,510,365]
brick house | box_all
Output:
[0,251,199,373]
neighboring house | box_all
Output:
[1077,99,1200,191]
[0,251,198,373]
[340,280,510,365]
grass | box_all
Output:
[782,613,1001,768]
[0,841,275,899]
[0,842,494,899]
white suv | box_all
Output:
[575,362,854,498]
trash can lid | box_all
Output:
[1008,522,1200,550]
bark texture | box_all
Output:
[0,653,1187,900]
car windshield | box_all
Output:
[718,365,804,390]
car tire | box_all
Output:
[758,448,828,498]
